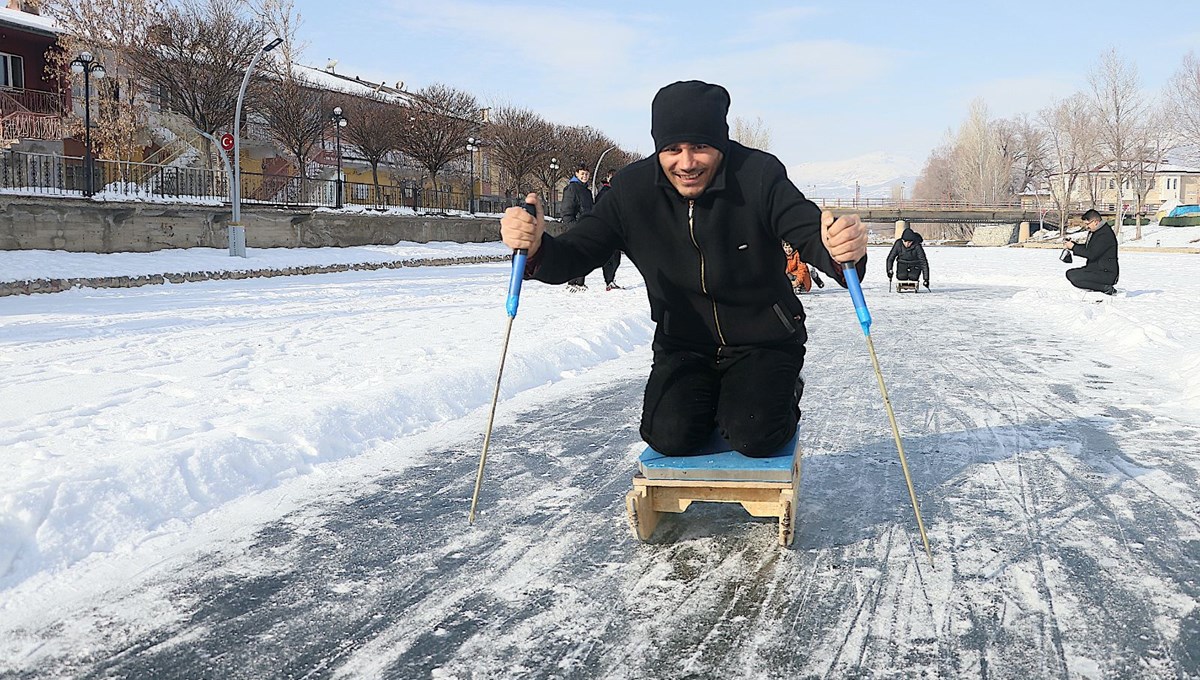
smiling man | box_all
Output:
[499,80,867,458]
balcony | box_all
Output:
[0,86,66,117]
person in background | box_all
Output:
[783,241,813,293]
[499,80,868,458]
[596,169,623,290]
[886,226,930,290]
[1064,208,1118,295]
[559,163,594,291]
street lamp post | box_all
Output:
[230,34,283,257]
[548,157,559,218]
[466,136,479,214]
[69,52,106,197]
[330,106,347,208]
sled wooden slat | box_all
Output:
[895,280,919,293]
[625,437,801,547]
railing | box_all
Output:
[1,150,85,193]
[1,150,506,212]
[809,197,1026,210]
[0,86,65,116]
[1,112,65,141]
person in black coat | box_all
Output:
[886,227,930,289]
[559,164,593,290]
[595,170,624,290]
[1064,209,1119,295]
[500,80,868,458]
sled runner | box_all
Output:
[895,280,919,293]
[625,432,801,546]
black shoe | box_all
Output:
[1103,286,1116,295]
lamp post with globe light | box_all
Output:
[467,136,480,213]
[330,106,347,208]
[548,157,559,218]
[69,52,105,197]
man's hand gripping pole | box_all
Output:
[468,202,535,523]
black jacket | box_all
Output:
[886,236,929,283]
[1071,223,1119,279]
[526,140,866,348]
[559,177,594,225]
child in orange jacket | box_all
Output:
[783,241,813,293]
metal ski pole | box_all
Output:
[842,262,933,563]
[468,202,536,524]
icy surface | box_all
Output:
[1,244,1198,678]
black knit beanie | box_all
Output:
[651,80,731,154]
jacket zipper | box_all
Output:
[687,200,726,346]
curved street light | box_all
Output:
[592,146,616,193]
[69,52,106,197]
[230,35,283,257]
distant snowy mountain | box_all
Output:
[788,152,921,200]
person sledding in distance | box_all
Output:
[499,80,868,459]
[1064,209,1119,295]
[886,226,930,291]
[783,241,825,294]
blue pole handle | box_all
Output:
[506,249,527,317]
[842,262,872,336]
[504,202,538,318]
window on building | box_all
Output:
[1109,179,1116,189]
[1,52,26,90]
[352,183,369,200]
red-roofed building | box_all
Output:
[0,2,67,152]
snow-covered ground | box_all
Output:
[1,241,1199,677]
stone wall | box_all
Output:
[0,196,513,252]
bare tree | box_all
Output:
[948,99,1010,204]
[1089,48,1148,234]
[598,148,639,176]
[1127,104,1175,239]
[339,94,402,198]
[487,105,554,198]
[398,83,479,192]
[996,114,1048,198]
[1168,51,1200,163]
[254,0,306,80]
[531,124,570,207]
[1038,94,1098,235]
[260,76,327,187]
[130,0,262,166]
[732,115,771,150]
[41,0,160,163]
[912,143,955,203]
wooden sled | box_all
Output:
[625,433,802,547]
[895,280,919,293]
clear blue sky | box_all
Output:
[290,0,1199,169]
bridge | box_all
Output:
[810,198,1044,224]
[806,198,1061,243]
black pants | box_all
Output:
[896,265,921,282]
[602,251,622,285]
[1066,267,1116,292]
[640,336,805,458]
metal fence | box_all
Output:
[2,150,514,213]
